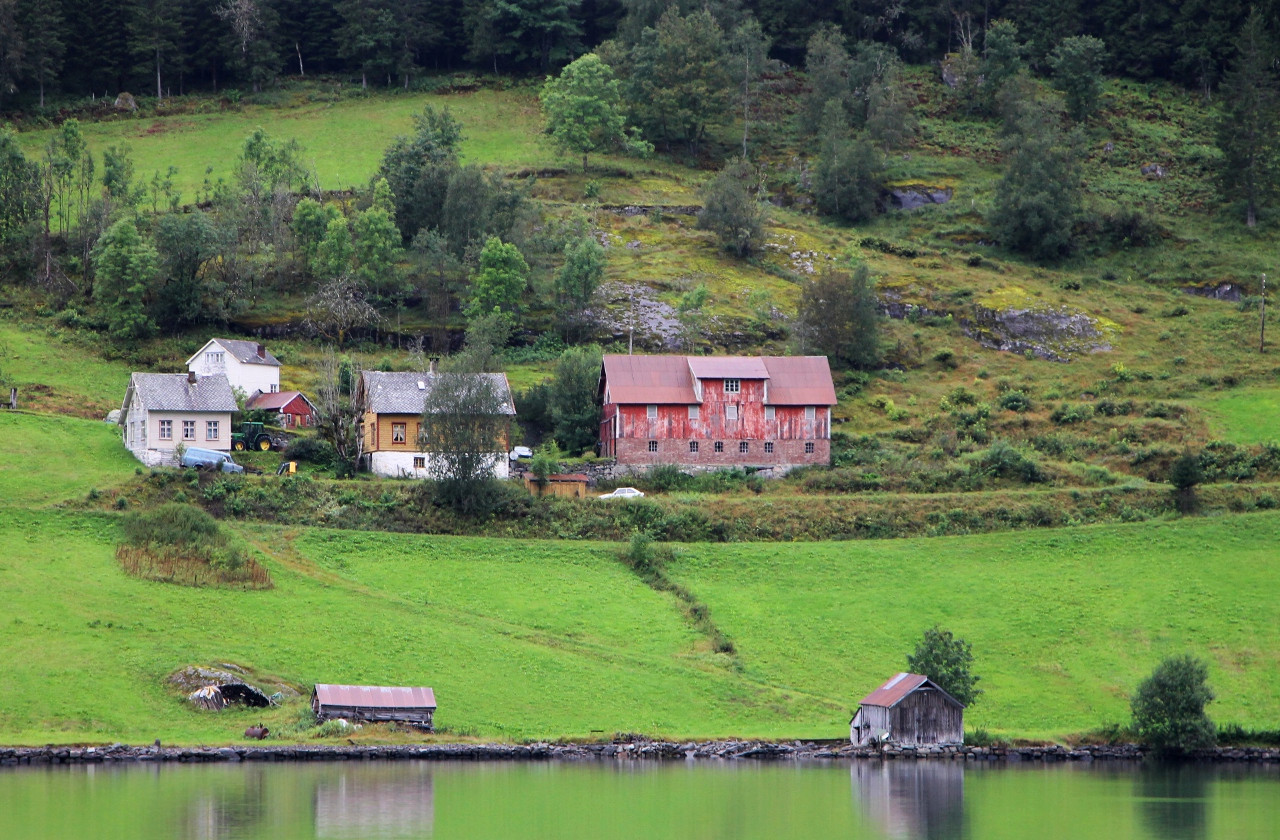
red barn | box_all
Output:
[246,390,317,429]
[599,354,837,473]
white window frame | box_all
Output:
[689,441,699,453]
[413,456,426,469]
[392,423,407,443]
[688,405,700,420]
[648,440,658,452]
[724,379,740,394]
[726,405,738,421]
[764,441,774,454]
[182,420,196,441]
[805,406,817,421]
[739,441,749,454]
[269,383,279,393]
[205,420,219,441]
[206,351,224,366]
[647,404,658,420]
[765,406,775,421]
[714,441,724,453]
[158,419,172,440]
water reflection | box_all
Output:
[1136,764,1209,840]
[182,765,268,840]
[314,765,434,839]
[851,761,966,840]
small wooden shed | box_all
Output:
[525,473,591,499]
[312,684,437,730]
[850,673,965,746]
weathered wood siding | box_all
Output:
[887,688,964,745]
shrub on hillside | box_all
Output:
[118,503,271,589]
[1131,654,1216,755]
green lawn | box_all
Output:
[1196,388,1280,445]
[16,88,560,198]
[0,412,137,505]
[0,503,1276,745]
[0,320,133,417]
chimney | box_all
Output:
[429,358,439,374]
[187,370,197,385]
[256,343,266,359]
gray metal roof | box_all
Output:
[124,373,238,413]
[314,684,437,710]
[860,673,966,710]
[186,338,281,367]
[361,371,515,415]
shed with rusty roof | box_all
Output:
[850,673,965,746]
[312,684,437,729]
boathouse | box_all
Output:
[850,673,965,746]
[312,684,437,730]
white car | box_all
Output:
[598,487,645,499]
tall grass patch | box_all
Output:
[118,503,271,589]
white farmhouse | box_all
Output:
[119,372,238,467]
[186,338,282,397]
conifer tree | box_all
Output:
[1217,10,1280,228]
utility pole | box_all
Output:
[1261,273,1268,353]
[628,286,635,355]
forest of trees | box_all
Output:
[0,0,1278,109]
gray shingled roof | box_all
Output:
[125,373,238,413]
[362,371,516,415]
[187,338,281,367]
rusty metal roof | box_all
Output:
[601,355,699,404]
[687,356,770,380]
[762,357,838,405]
[602,354,836,406]
[859,673,965,709]
[314,684,437,710]
[246,390,314,412]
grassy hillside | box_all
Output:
[0,502,1276,745]
[0,413,137,505]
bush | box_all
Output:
[284,436,336,466]
[998,390,1032,412]
[1131,654,1216,755]
[1051,403,1093,424]
[906,625,981,707]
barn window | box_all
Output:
[724,379,740,393]
[805,441,815,454]
[805,406,817,421]
[647,404,658,420]
[159,420,172,440]
[183,420,196,440]
[392,423,407,443]
[764,406,775,421]
[764,441,774,454]
[413,456,426,469]
[689,441,699,453]
[206,420,219,441]
[726,405,738,420]
[648,440,658,452]
[714,441,724,453]
[688,405,700,420]
[739,441,749,453]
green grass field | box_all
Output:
[0,412,137,505]
[0,499,1275,745]
[1197,388,1280,445]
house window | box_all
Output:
[182,420,196,440]
[414,423,421,445]
[724,379,740,394]
[648,440,658,452]
[688,405,700,420]
[726,405,738,420]
[647,404,658,420]
[269,384,279,393]
[805,442,815,454]
[206,420,219,441]
[764,441,774,454]
[206,351,224,367]
[158,420,172,440]
[689,441,699,453]
[392,423,407,444]
[714,441,724,453]
[739,441,749,454]
[805,406,817,421]
[765,406,775,421]
[413,456,426,469]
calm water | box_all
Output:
[3,759,1278,840]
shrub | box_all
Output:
[1051,403,1093,424]
[284,436,336,466]
[1131,654,1216,755]
[907,625,981,707]
[998,390,1032,412]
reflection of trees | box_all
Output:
[183,766,268,840]
[851,761,966,840]
[314,765,434,839]
[1137,764,1211,840]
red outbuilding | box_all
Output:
[598,354,837,473]
[246,389,317,429]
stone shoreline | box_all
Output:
[3,741,1279,767]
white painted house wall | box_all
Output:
[122,394,232,467]
[368,451,509,480]
[188,341,280,396]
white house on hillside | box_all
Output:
[186,338,282,397]
[119,372,238,467]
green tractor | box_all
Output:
[231,421,274,452]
